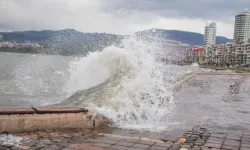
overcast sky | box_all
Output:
[0,0,249,38]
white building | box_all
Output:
[203,22,217,47]
[233,9,250,42]
[0,35,3,41]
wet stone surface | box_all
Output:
[0,126,250,149]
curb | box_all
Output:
[196,72,250,75]
[172,73,197,90]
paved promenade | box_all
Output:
[1,126,250,150]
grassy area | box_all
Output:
[200,65,250,73]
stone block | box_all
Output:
[241,138,250,144]
[160,135,178,142]
[204,142,222,149]
[93,143,111,148]
[109,145,128,150]
[181,144,191,149]
[154,142,172,148]
[226,136,241,141]
[221,145,239,150]
[123,139,139,143]
[240,143,250,148]
[126,148,145,150]
[137,140,155,145]
[132,144,150,149]
[240,148,250,150]
[210,133,226,139]
[206,139,223,145]
[223,140,240,147]
[242,135,250,139]
[171,144,181,150]
[148,146,167,150]
[116,141,134,147]
[98,139,118,145]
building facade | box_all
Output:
[234,10,250,42]
[0,35,3,41]
[203,22,217,47]
[187,47,206,64]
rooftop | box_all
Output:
[237,9,250,15]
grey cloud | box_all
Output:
[0,0,245,36]
[107,0,250,21]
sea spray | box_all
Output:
[63,36,193,131]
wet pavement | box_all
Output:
[171,75,250,132]
[1,126,250,150]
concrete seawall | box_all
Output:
[0,107,105,133]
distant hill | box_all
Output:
[135,29,232,46]
[0,28,232,55]
[0,29,123,55]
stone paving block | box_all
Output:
[108,145,128,150]
[226,136,242,141]
[86,139,100,143]
[160,135,178,142]
[171,143,181,148]
[203,142,222,149]
[221,145,239,150]
[240,148,249,150]
[210,133,226,138]
[243,132,250,136]
[241,140,250,145]
[132,144,150,149]
[223,140,240,147]
[200,147,210,150]
[105,137,122,142]
[137,140,155,145]
[181,144,191,149]
[98,139,119,145]
[227,131,242,135]
[93,143,111,148]
[207,137,224,141]
[240,143,250,148]
[116,141,134,147]
[242,135,250,139]
[123,139,139,143]
[154,142,172,148]
[149,146,167,150]
[169,147,179,150]
[241,138,250,142]
[240,148,250,150]
[126,148,145,150]
[206,139,224,145]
